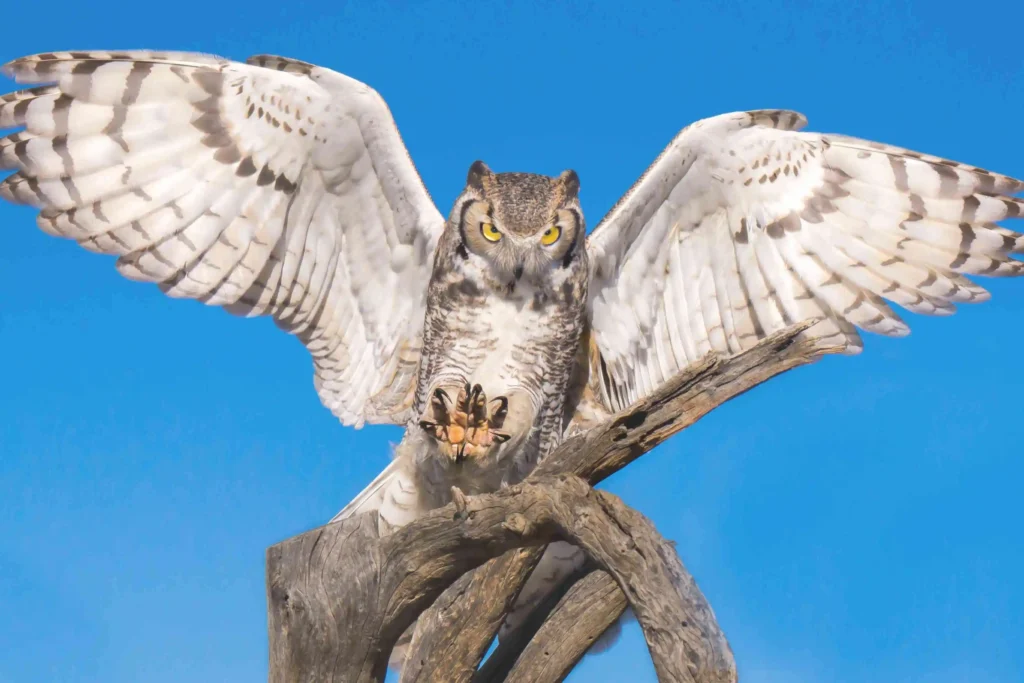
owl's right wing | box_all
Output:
[1,51,446,427]
[584,110,1024,413]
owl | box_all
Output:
[3,51,1024,656]
[405,163,590,506]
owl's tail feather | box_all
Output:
[330,455,424,529]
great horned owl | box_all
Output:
[335,161,593,522]
[408,163,590,506]
[3,51,1024,656]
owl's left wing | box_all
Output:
[586,110,1024,412]
[0,51,445,427]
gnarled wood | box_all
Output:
[481,568,628,683]
[542,322,829,483]
[267,475,733,682]
[400,549,544,682]
[267,325,836,681]
[405,324,833,679]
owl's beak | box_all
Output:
[513,263,524,281]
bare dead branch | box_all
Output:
[268,475,732,682]
[267,324,836,681]
[541,322,831,482]
[406,324,833,679]
[478,568,627,682]
[400,549,544,682]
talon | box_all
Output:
[421,385,516,463]
[489,396,508,428]
[420,423,447,443]
[433,387,452,407]
[470,391,489,426]
[418,419,441,438]
[490,396,508,415]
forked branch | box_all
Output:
[403,323,834,680]
[477,568,627,682]
[267,475,731,681]
[266,324,836,682]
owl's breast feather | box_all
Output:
[466,286,552,393]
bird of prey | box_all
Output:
[2,49,1022,660]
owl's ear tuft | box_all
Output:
[466,161,492,191]
[557,169,579,201]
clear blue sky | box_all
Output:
[2,1,1022,681]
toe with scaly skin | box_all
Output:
[419,387,453,442]
[464,385,489,457]
[419,384,472,460]
[420,383,513,462]
[446,383,470,452]
[463,390,512,460]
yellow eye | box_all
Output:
[481,222,502,242]
[541,225,561,246]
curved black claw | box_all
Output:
[489,396,508,428]
[432,387,452,409]
[419,383,514,462]
[421,387,454,436]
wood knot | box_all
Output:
[621,410,648,429]
[502,513,530,536]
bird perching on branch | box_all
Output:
[2,51,1023,650]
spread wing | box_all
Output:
[586,110,1024,412]
[0,51,446,427]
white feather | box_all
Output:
[587,110,1024,411]
[0,50,445,426]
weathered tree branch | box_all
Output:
[542,322,830,483]
[400,549,544,682]
[560,481,735,681]
[266,324,836,681]
[479,568,627,682]
[400,548,545,682]
[268,475,728,682]
[406,323,833,679]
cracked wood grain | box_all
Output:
[477,567,627,682]
[404,323,833,680]
[266,324,836,682]
[267,475,734,682]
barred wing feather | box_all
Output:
[0,51,445,426]
[586,110,1024,412]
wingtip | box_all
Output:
[0,52,79,82]
[1,52,73,79]
[0,54,33,80]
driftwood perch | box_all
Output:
[401,548,546,681]
[267,475,734,681]
[266,324,834,681]
[478,567,627,682]
[402,323,832,680]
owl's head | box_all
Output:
[446,161,586,291]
